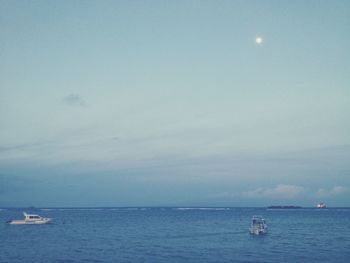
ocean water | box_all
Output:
[1,207,350,262]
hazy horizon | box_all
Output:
[1,0,349,207]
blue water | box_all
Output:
[1,208,350,262]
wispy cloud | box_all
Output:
[0,141,54,153]
[243,184,304,199]
[316,186,349,197]
[62,93,87,107]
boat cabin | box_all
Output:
[249,215,267,235]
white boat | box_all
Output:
[249,215,267,235]
[316,202,326,208]
[8,212,51,225]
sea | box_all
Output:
[1,207,350,263]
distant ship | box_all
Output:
[267,205,302,209]
[316,203,326,208]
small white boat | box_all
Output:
[316,202,326,208]
[249,215,267,235]
[8,212,51,225]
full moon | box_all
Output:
[255,36,263,44]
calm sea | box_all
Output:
[1,207,349,262]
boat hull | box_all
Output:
[8,219,51,225]
[249,227,267,235]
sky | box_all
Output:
[1,0,349,207]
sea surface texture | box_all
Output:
[1,208,350,262]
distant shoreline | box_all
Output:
[1,206,350,210]
[267,205,302,209]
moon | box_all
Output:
[255,36,263,45]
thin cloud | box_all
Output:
[0,140,54,153]
[243,184,304,199]
[316,186,348,197]
[62,93,87,107]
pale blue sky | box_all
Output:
[1,0,349,207]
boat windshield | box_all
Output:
[29,216,40,219]
[252,216,265,225]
